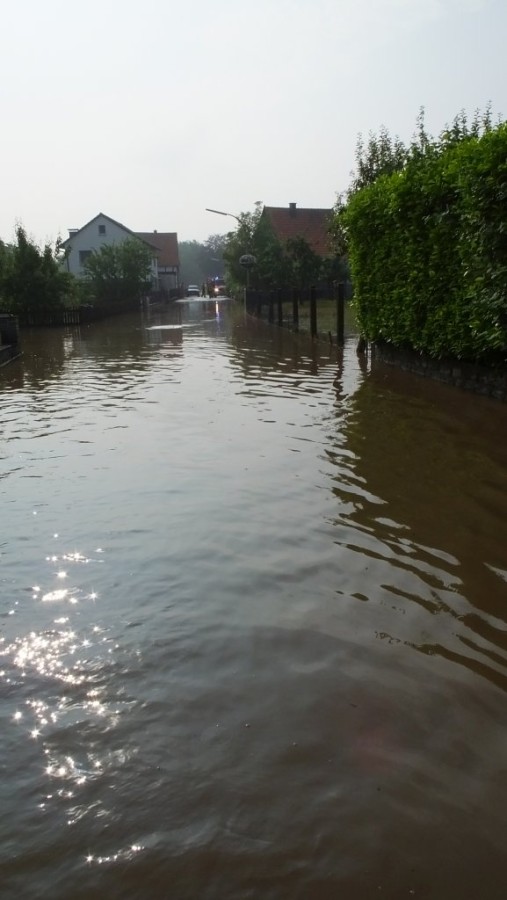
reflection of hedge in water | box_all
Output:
[337,366,507,635]
[341,121,507,364]
[371,340,507,402]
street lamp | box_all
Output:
[205,207,256,299]
[205,208,241,224]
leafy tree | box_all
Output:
[204,233,228,260]
[320,251,350,285]
[0,239,12,300]
[83,238,152,305]
[222,203,265,290]
[0,226,73,322]
[249,213,291,288]
[223,203,323,291]
[179,234,227,286]
[285,236,323,290]
[348,124,408,196]
[222,203,348,293]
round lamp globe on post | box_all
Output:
[239,254,257,289]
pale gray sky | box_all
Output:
[1,0,505,246]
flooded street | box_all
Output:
[1,298,507,899]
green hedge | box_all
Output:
[341,123,507,362]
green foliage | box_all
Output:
[83,238,152,305]
[0,226,73,321]
[179,234,227,286]
[285,236,322,289]
[349,124,408,195]
[222,203,265,290]
[249,212,291,288]
[222,203,344,293]
[336,110,507,363]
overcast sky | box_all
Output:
[1,0,505,246]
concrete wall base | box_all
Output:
[371,341,507,402]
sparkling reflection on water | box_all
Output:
[1,299,507,899]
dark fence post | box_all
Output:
[292,288,299,332]
[0,314,20,346]
[337,282,345,346]
[268,291,274,324]
[310,285,317,338]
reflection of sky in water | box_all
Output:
[2,313,507,896]
[0,542,132,853]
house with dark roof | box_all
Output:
[260,203,334,258]
[60,213,180,291]
[134,231,180,293]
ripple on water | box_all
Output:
[1,309,507,899]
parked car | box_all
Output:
[186,285,200,297]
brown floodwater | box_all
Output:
[1,299,507,899]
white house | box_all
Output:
[60,213,180,292]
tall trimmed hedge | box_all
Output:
[340,122,507,362]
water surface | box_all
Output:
[1,299,507,899]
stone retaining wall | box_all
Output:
[371,340,507,402]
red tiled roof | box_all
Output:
[135,232,180,268]
[261,205,334,257]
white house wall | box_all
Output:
[65,215,158,284]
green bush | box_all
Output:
[339,119,507,363]
[82,239,152,305]
[0,226,73,322]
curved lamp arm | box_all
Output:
[205,208,241,224]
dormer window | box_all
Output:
[98,224,106,235]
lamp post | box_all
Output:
[205,208,241,224]
[239,253,257,289]
[205,207,256,303]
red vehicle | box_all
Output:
[208,278,226,297]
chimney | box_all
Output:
[68,228,78,237]
[289,202,297,215]
[153,229,157,233]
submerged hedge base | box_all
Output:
[371,340,507,402]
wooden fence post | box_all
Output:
[337,282,345,346]
[268,291,274,324]
[292,288,299,332]
[277,289,283,326]
[310,285,317,338]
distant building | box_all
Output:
[260,202,334,258]
[60,213,180,291]
[134,231,180,293]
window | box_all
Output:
[79,250,92,265]
[98,224,106,235]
